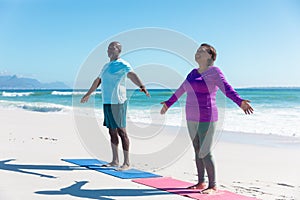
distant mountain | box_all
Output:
[0,75,70,89]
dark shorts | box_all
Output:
[103,101,127,128]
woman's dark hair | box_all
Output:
[201,43,217,64]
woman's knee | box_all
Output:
[199,152,212,160]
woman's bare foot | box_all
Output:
[201,186,218,194]
[187,182,207,190]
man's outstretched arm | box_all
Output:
[127,72,150,96]
[81,78,101,103]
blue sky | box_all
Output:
[0,0,300,88]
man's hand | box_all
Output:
[80,78,101,103]
[80,95,90,103]
[140,86,150,97]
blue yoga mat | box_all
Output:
[62,158,107,166]
[62,159,161,179]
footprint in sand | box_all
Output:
[228,180,298,200]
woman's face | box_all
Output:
[195,47,211,63]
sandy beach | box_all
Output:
[1,108,300,200]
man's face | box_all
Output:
[107,43,121,59]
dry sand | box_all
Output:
[1,108,299,200]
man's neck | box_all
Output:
[110,57,119,62]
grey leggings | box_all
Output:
[187,121,216,188]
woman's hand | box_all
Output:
[240,100,254,115]
[80,95,90,103]
[160,102,169,114]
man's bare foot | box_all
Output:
[187,182,206,190]
[101,162,119,167]
[116,164,130,171]
[201,186,218,194]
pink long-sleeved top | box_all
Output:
[164,66,243,122]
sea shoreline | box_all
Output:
[1,87,300,138]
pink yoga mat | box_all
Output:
[133,177,257,200]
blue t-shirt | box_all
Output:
[99,58,133,104]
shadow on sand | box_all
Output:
[0,159,85,178]
[35,181,172,200]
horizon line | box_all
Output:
[1,86,300,91]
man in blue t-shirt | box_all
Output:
[81,41,149,170]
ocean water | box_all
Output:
[1,88,299,137]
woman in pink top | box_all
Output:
[161,43,253,194]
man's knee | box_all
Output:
[109,129,119,144]
[109,128,117,135]
[117,128,128,138]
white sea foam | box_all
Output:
[222,107,300,137]
[1,91,33,97]
[0,100,71,113]
[51,91,101,96]
[0,90,300,137]
[128,110,183,128]
[125,106,300,137]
